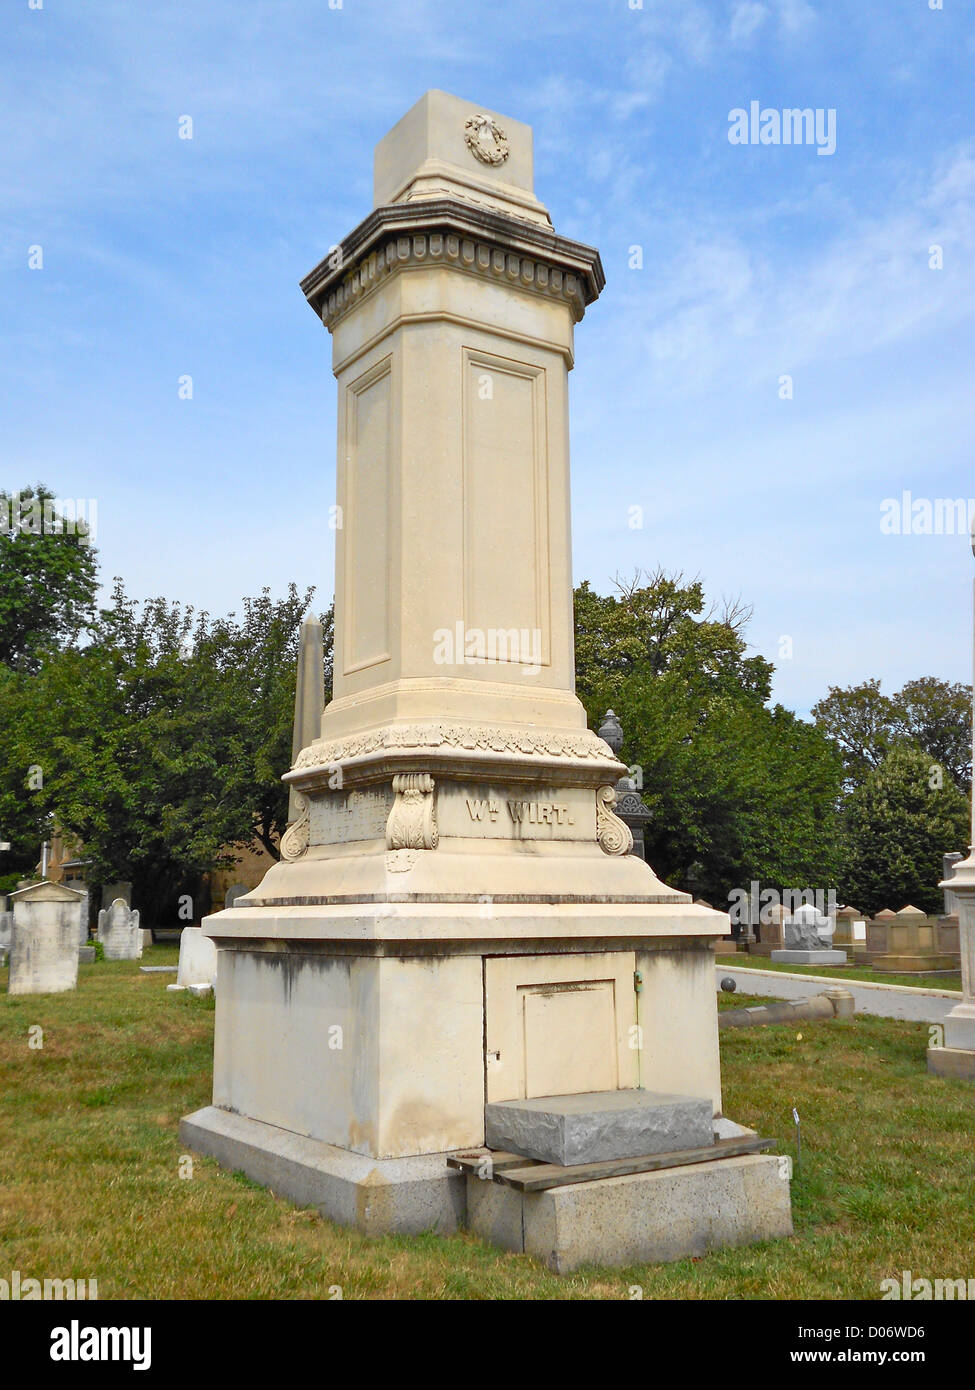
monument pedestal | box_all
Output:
[183,90,790,1263]
[771,948,847,966]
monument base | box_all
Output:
[465,1151,792,1273]
[179,1107,466,1235]
[180,1106,791,1269]
[926,1046,975,1080]
[771,949,847,965]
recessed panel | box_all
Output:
[345,360,391,673]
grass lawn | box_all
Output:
[727,956,963,991]
[1,949,973,1300]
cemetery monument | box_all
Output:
[181,91,792,1267]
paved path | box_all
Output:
[715,963,961,1027]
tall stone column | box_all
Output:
[928,560,975,1078]
[181,93,774,1241]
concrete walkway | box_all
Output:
[715,962,961,1027]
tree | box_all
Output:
[842,745,971,916]
[7,579,330,921]
[812,676,972,795]
[891,677,972,794]
[0,484,98,671]
[810,679,896,788]
[574,571,845,906]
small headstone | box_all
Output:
[8,882,85,995]
[224,883,249,910]
[0,902,13,955]
[167,926,218,993]
[772,901,847,965]
[96,898,143,960]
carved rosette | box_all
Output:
[385,774,439,851]
[280,793,311,862]
[595,786,633,856]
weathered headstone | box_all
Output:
[8,882,84,995]
[180,90,792,1267]
[771,902,847,965]
[0,897,12,956]
[97,898,143,960]
[868,904,957,973]
[223,883,248,910]
[167,926,218,994]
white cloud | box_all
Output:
[730,2,770,44]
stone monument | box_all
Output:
[928,544,975,1078]
[96,898,143,961]
[181,90,791,1265]
[771,901,847,966]
[8,881,84,995]
[594,710,653,860]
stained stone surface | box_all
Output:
[484,1089,714,1166]
[771,949,847,965]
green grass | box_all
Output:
[1,951,973,1300]
[729,956,963,991]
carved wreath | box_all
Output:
[464,114,509,167]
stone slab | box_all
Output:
[179,1106,466,1236]
[927,1046,975,1080]
[771,949,847,965]
[78,946,96,963]
[484,1089,713,1167]
[466,1151,792,1273]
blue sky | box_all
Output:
[3,0,973,717]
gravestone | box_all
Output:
[167,926,218,994]
[180,90,792,1266]
[0,897,12,956]
[97,898,143,960]
[8,882,84,995]
[223,883,248,910]
[771,902,847,965]
[868,904,957,973]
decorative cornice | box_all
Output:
[300,198,604,329]
[291,722,617,771]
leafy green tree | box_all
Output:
[574,571,845,906]
[812,676,972,793]
[0,484,98,671]
[891,677,972,794]
[842,745,971,915]
[8,580,330,921]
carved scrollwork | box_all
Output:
[280,793,311,862]
[596,785,633,856]
[385,774,438,851]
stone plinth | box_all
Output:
[8,882,84,995]
[484,1090,713,1166]
[97,898,142,961]
[771,948,848,965]
[868,905,958,973]
[465,1151,793,1273]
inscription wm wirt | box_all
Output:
[466,797,575,826]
